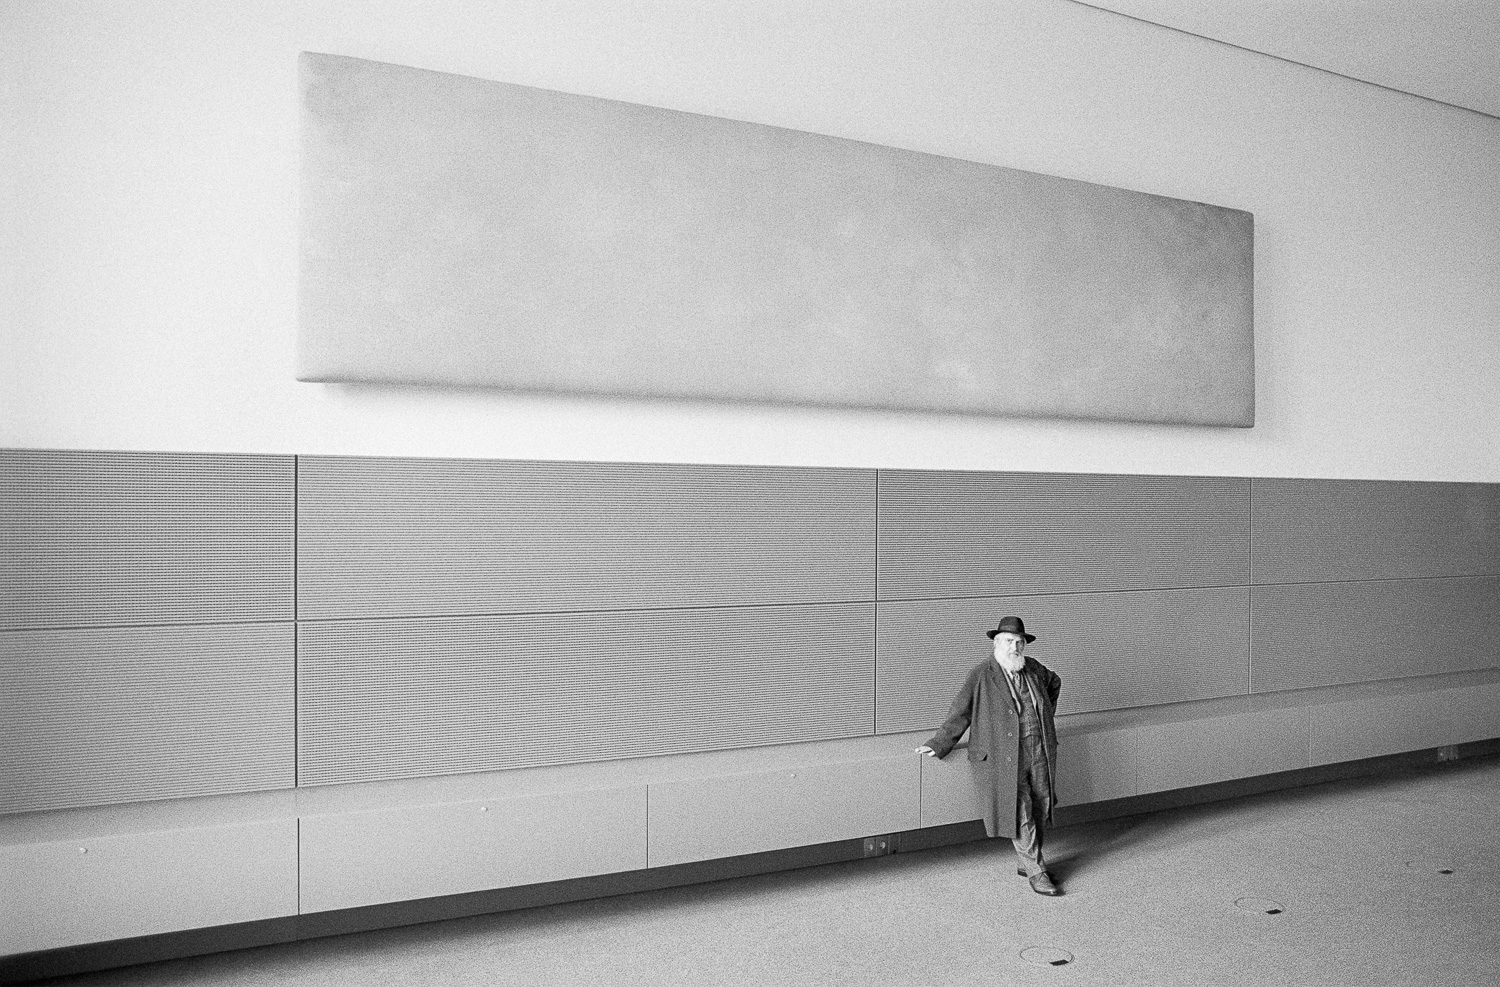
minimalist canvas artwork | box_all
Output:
[298,53,1254,426]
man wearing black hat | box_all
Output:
[916,616,1064,896]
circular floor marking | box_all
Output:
[1020,946,1075,967]
[1233,896,1285,915]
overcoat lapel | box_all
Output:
[973,662,1021,839]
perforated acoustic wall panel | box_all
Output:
[298,457,875,620]
[0,624,294,814]
[1251,478,1500,584]
[878,471,1249,600]
[298,603,874,786]
[1250,577,1500,693]
[875,588,1249,733]
[0,450,294,630]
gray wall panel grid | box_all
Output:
[1250,576,1500,693]
[0,623,295,814]
[877,471,1250,601]
[0,450,294,631]
[298,457,875,621]
[875,587,1250,733]
[1251,478,1500,584]
[298,603,874,786]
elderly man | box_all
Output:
[916,616,1064,896]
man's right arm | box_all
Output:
[916,669,976,758]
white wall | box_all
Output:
[3,0,1498,481]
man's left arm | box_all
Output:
[1043,665,1062,708]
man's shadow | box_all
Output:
[1041,789,1293,884]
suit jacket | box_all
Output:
[924,656,1062,839]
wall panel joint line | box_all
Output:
[293,455,300,789]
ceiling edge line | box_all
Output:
[1064,0,1500,124]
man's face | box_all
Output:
[993,632,1026,670]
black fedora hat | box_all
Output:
[985,616,1036,642]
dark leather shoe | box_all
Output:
[1029,872,1062,896]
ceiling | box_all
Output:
[1079,0,1500,119]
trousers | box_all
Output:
[1012,731,1051,877]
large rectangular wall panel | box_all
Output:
[1252,478,1500,584]
[299,786,646,913]
[299,604,874,786]
[878,471,1250,601]
[1134,707,1308,794]
[1053,725,1141,806]
[0,450,293,631]
[299,53,1254,426]
[1309,681,1500,765]
[647,755,916,867]
[298,457,875,621]
[1250,577,1500,693]
[877,588,1249,734]
[0,819,297,955]
[0,624,294,813]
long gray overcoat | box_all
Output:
[924,656,1062,839]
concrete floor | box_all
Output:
[40,755,1500,986]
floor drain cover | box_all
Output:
[1234,896,1285,915]
[1020,947,1075,967]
